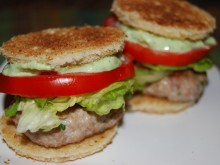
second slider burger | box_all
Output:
[0,26,134,162]
[105,0,217,113]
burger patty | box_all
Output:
[12,107,123,147]
[143,70,207,102]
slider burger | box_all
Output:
[0,26,134,162]
[104,0,217,113]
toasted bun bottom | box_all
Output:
[0,116,117,163]
[127,94,194,114]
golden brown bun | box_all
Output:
[0,116,117,163]
[127,94,194,114]
[112,0,216,40]
[0,26,125,67]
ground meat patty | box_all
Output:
[143,70,207,102]
[13,107,123,147]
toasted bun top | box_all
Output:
[112,0,216,40]
[1,26,125,67]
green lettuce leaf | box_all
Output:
[15,96,82,133]
[34,98,48,108]
[5,97,21,117]
[145,58,213,72]
[79,79,134,115]
[16,100,60,133]
[11,79,133,133]
[133,68,170,91]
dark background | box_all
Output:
[0,0,220,64]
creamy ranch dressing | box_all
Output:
[117,23,216,53]
[3,56,123,76]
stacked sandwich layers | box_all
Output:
[0,26,134,162]
[107,0,217,113]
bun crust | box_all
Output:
[1,26,125,67]
[112,0,216,40]
[127,94,194,114]
[0,116,117,163]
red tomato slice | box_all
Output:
[103,15,117,27]
[0,57,134,98]
[124,41,214,66]
[104,15,215,66]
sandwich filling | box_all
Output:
[4,55,133,134]
[114,21,216,103]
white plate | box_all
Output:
[1,66,220,165]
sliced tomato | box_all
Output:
[0,57,134,98]
[124,41,215,66]
[103,15,117,27]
